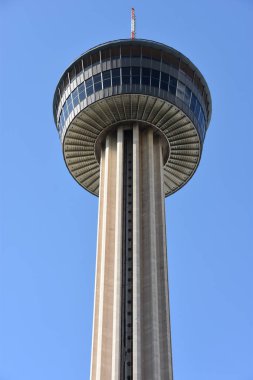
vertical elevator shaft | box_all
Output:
[121,130,133,379]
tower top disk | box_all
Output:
[53,39,212,197]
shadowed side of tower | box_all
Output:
[90,124,173,380]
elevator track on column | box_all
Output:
[121,129,133,380]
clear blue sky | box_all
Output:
[0,0,252,379]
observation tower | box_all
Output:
[53,33,212,380]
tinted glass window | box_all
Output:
[68,101,73,113]
[160,72,169,91]
[103,70,111,88]
[112,68,120,85]
[79,90,86,101]
[132,67,140,84]
[151,69,160,87]
[86,86,94,96]
[122,67,131,84]
[66,96,73,113]
[93,73,101,83]
[94,73,102,92]
[112,68,120,77]
[94,82,102,92]
[103,70,110,80]
[85,77,93,96]
[72,88,78,99]
[194,100,200,119]
[112,77,120,85]
[78,83,85,93]
[73,96,79,107]
[63,103,68,118]
[86,77,93,88]
[190,94,197,112]
[142,67,150,85]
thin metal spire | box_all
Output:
[131,8,136,39]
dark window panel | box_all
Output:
[86,86,94,97]
[102,70,111,80]
[94,82,102,92]
[112,68,120,78]
[161,72,169,91]
[142,76,150,85]
[93,73,102,84]
[151,78,159,87]
[170,76,177,87]
[112,76,120,85]
[122,75,130,85]
[122,67,131,76]
[103,79,111,88]
[66,95,72,107]
[132,67,140,76]
[132,67,140,85]
[73,96,79,107]
[78,83,85,93]
[190,94,197,112]
[86,77,93,88]
[79,90,86,101]
[194,101,200,119]
[132,75,140,84]
[151,69,160,79]
[142,67,150,76]
[161,72,169,83]
[68,101,73,113]
[72,88,78,99]
[63,102,68,115]
[161,81,168,91]
[169,85,176,95]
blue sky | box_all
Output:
[0,0,252,379]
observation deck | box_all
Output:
[53,39,212,196]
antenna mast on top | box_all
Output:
[131,8,136,39]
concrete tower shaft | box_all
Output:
[91,124,173,380]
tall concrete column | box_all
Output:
[90,124,173,380]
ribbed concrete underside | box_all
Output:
[63,94,200,197]
[90,124,173,380]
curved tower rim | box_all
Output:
[53,39,212,126]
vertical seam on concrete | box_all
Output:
[112,128,124,380]
[148,129,161,379]
[132,123,141,380]
[95,137,110,380]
